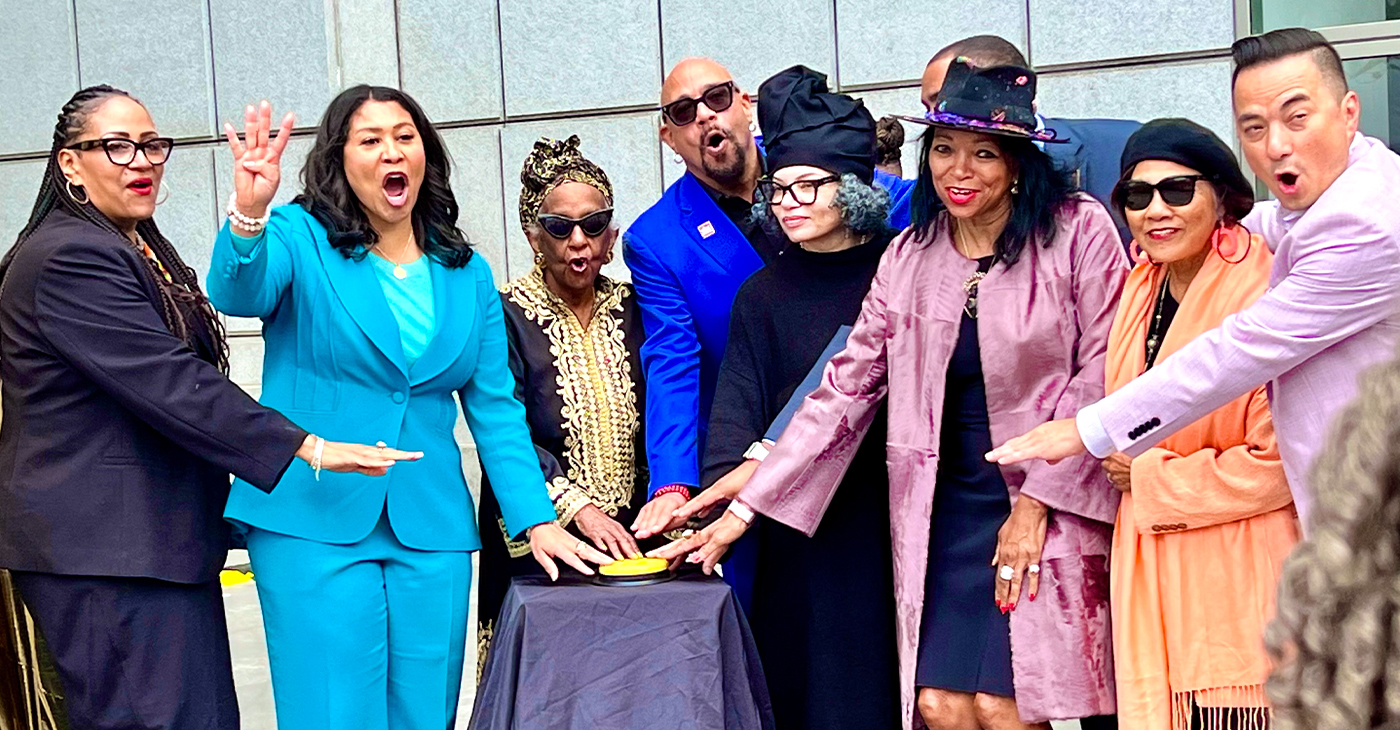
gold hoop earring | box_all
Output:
[533,250,545,267]
[156,180,170,206]
[66,179,89,205]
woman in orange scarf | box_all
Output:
[1102,119,1300,730]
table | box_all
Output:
[469,573,774,730]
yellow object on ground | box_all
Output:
[598,557,668,577]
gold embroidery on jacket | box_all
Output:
[503,267,639,520]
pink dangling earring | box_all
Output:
[1129,240,1156,266]
[1212,223,1249,264]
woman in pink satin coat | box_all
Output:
[657,59,1128,730]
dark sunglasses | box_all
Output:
[756,175,841,206]
[64,137,175,166]
[537,208,614,239]
[660,81,736,126]
[1113,175,1209,211]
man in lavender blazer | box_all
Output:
[990,29,1400,531]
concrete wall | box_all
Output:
[0,0,1240,438]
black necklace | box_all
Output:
[1144,275,1172,370]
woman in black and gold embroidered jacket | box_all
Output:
[476,136,649,674]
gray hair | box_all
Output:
[749,172,892,237]
[1266,346,1400,729]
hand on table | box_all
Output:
[670,460,760,523]
[985,417,1086,465]
[574,504,641,560]
[223,100,296,220]
[647,511,750,575]
[631,492,687,539]
[1101,452,1132,493]
[993,494,1048,612]
[295,435,422,477]
[528,522,613,581]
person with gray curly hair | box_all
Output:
[657,64,901,729]
[1266,349,1400,730]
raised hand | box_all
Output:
[647,511,750,575]
[223,100,295,219]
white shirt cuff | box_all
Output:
[1076,404,1116,459]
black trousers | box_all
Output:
[11,572,238,730]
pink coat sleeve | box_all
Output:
[737,232,902,535]
[1018,201,1127,524]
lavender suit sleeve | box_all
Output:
[1085,208,1400,456]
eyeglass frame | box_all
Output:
[660,81,737,127]
[63,137,175,167]
[1112,174,1211,212]
[535,208,615,239]
[757,175,842,206]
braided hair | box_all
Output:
[1,85,229,372]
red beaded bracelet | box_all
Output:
[651,484,692,501]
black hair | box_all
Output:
[2,85,228,372]
[293,85,473,268]
[930,35,1028,68]
[1232,28,1348,99]
[908,130,1077,265]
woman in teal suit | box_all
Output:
[207,88,608,729]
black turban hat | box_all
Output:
[758,65,877,183]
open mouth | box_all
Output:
[567,256,589,273]
[945,186,978,205]
[128,178,153,196]
[382,172,409,207]
[1276,171,1299,194]
[703,130,728,153]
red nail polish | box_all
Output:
[1007,603,1016,612]
[1029,592,1036,601]
[1000,605,1008,614]
[995,600,1002,609]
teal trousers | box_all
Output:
[248,511,474,730]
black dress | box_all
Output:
[915,255,1017,697]
[705,231,900,730]
[475,267,650,681]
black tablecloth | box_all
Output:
[469,573,775,730]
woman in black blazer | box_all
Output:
[0,85,416,730]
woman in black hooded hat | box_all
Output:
[662,64,901,730]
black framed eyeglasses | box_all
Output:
[1112,175,1209,211]
[537,208,614,239]
[660,81,736,126]
[757,175,841,206]
[64,137,175,166]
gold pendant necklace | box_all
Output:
[379,236,416,279]
[954,224,989,319]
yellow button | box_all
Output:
[598,557,669,577]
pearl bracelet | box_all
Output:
[227,192,270,234]
[311,435,325,481]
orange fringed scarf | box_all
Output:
[1105,226,1300,730]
